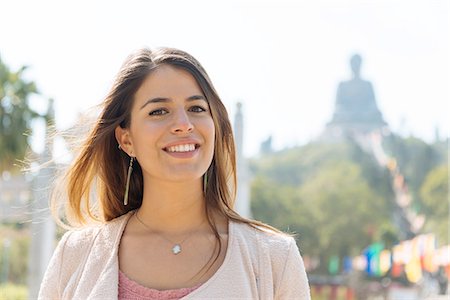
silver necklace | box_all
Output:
[134,211,204,255]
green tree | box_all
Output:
[251,142,395,274]
[420,164,449,245]
[298,161,390,256]
[383,135,443,207]
[0,54,39,172]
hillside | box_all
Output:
[250,135,447,274]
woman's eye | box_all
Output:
[149,109,168,116]
[189,106,207,113]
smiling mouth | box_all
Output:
[164,144,199,153]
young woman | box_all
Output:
[39,48,310,299]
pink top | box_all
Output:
[118,271,201,300]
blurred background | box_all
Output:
[0,0,448,299]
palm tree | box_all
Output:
[0,54,40,173]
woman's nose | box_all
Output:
[171,109,194,133]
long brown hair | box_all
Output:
[52,47,280,237]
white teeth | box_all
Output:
[167,144,196,153]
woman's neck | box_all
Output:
[137,178,207,233]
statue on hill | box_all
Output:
[327,54,386,134]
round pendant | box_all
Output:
[172,244,182,255]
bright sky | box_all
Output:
[1,0,449,157]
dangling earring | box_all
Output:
[203,171,208,195]
[124,156,134,206]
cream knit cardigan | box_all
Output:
[39,212,311,299]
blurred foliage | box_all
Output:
[0,54,40,173]
[310,286,349,300]
[384,134,448,245]
[251,141,394,273]
[0,225,30,285]
[420,164,449,245]
[8,237,29,284]
[383,135,446,206]
[251,136,448,274]
[0,283,28,300]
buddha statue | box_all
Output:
[329,54,386,131]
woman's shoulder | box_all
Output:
[231,220,297,256]
[61,211,133,250]
[230,221,310,298]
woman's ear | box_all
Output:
[115,126,134,157]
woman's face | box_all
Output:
[116,65,215,183]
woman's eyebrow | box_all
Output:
[187,95,206,101]
[140,95,206,110]
[140,97,169,110]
